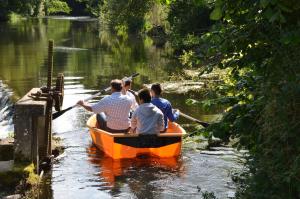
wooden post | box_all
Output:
[14,88,46,172]
[14,40,57,173]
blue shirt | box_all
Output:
[151,97,179,129]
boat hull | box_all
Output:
[87,114,186,159]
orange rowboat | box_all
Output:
[87,114,186,159]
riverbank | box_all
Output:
[0,136,64,198]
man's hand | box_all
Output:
[129,128,136,134]
[77,100,84,106]
[173,109,180,114]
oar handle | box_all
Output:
[130,73,139,78]
[179,111,210,127]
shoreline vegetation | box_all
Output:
[0,136,64,198]
[0,0,299,198]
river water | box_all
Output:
[0,17,242,198]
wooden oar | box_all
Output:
[179,111,210,128]
[52,73,140,120]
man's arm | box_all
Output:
[158,113,165,132]
[77,97,107,113]
[166,103,179,122]
[130,111,138,133]
[77,100,93,112]
[132,101,138,111]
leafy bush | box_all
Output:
[64,0,101,16]
[0,1,9,21]
[168,0,212,36]
[46,0,71,15]
[100,0,154,34]
[166,0,213,56]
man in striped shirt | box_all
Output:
[77,79,132,133]
[122,78,138,111]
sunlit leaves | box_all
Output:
[46,0,71,15]
[210,0,223,21]
[101,0,154,34]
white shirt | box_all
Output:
[126,91,138,110]
[91,92,132,130]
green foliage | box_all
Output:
[64,0,101,17]
[0,0,44,20]
[0,162,38,192]
[183,0,300,198]
[100,0,154,34]
[0,1,9,21]
[164,0,213,67]
[144,2,170,33]
[45,0,71,15]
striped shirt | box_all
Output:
[131,103,164,134]
[91,92,132,130]
[126,91,138,111]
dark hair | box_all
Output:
[151,83,162,96]
[110,79,122,91]
[138,88,151,103]
[124,78,132,87]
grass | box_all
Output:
[0,162,40,195]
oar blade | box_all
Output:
[53,106,73,120]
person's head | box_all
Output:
[138,88,151,104]
[123,78,132,91]
[150,83,162,97]
[110,79,122,92]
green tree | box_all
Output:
[64,0,101,16]
[100,0,154,34]
[161,0,213,63]
[188,0,300,198]
[45,0,71,15]
[0,0,45,21]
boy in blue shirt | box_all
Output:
[150,83,180,132]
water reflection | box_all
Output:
[87,146,184,198]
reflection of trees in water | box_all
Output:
[0,17,181,99]
[87,145,184,199]
[97,29,181,87]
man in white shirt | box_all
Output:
[123,79,138,111]
[77,79,132,133]
[130,88,164,134]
